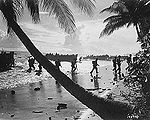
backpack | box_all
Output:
[92,61,97,66]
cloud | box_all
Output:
[75,19,141,55]
[0,33,24,50]
[64,25,84,46]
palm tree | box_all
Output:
[0,0,133,119]
[100,0,150,117]
[100,0,150,39]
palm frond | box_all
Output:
[142,1,150,17]
[41,0,76,34]
[4,0,23,21]
[100,2,128,15]
[71,0,95,16]
[1,0,24,34]
[100,17,128,37]
[11,0,24,19]
[117,0,137,14]
[103,14,123,23]
[100,6,112,14]
[25,0,40,23]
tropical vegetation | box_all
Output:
[100,0,150,119]
[100,0,150,39]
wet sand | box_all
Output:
[0,51,128,120]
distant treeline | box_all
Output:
[83,55,128,61]
[45,53,78,62]
[0,51,14,72]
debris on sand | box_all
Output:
[49,117,51,120]
[11,90,15,95]
[34,87,40,91]
[10,114,15,117]
[32,110,43,113]
[56,103,67,111]
[48,97,53,100]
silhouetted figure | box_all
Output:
[28,57,35,72]
[71,72,78,83]
[112,56,118,81]
[117,55,121,78]
[90,58,99,75]
[55,59,61,70]
[38,63,42,72]
[133,55,139,63]
[56,81,62,95]
[10,52,15,67]
[11,90,15,95]
[127,54,132,65]
[71,59,77,72]
[93,74,99,89]
[79,56,82,63]
[112,56,117,73]
[35,63,42,76]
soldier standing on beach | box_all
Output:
[112,56,117,73]
[71,59,77,72]
[28,56,35,71]
[38,63,42,72]
[117,55,121,78]
[90,58,99,75]
[127,54,132,65]
[55,59,62,70]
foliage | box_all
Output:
[100,0,150,39]
[0,0,95,34]
[100,1,150,118]
[122,34,150,119]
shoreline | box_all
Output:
[75,61,129,120]
[0,51,129,120]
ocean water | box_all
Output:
[0,51,112,90]
[0,51,114,120]
[55,60,112,74]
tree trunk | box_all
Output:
[1,8,134,120]
[135,24,141,39]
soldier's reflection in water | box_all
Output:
[71,72,78,83]
[91,74,100,90]
[55,81,62,97]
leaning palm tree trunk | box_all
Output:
[1,8,134,120]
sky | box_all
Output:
[0,0,141,55]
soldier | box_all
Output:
[28,56,35,70]
[117,55,121,78]
[71,59,77,72]
[127,54,132,65]
[112,56,117,73]
[55,59,61,70]
[90,58,99,75]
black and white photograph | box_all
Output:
[0,0,149,120]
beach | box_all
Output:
[0,51,128,120]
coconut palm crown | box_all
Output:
[100,0,150,39]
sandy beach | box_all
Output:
[0,51,128,120]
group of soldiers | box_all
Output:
[112,55,122,78]
[27,55,135,79]
[55,58,99,75]
[55,58,77,73]
[27,56,78,74]
[27,56,42,73]
[112,54,139,79]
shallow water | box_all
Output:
[0,52,117,120]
